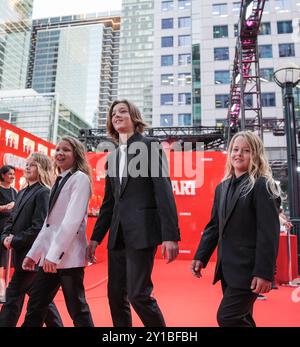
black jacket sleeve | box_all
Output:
[252,178,280,281]
[194,184,220,267]
[91,168,115,244]
[10,188,49,250]
[149,140,180,242]
[1,217,13,244]
[0,192,19,244]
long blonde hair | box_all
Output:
[224,131,281,198]
[27,152,53,188]
[54,136,92,188]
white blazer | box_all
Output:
[26,170,91,269]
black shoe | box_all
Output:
[272,284,278,290]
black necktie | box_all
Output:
[49,176,62,209]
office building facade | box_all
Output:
[193,0,300,154]
[26,13,120,127]
[0,0,33,90]
[118,0,154,125]
[0,89,90,143]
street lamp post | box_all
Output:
[274,63,300,280]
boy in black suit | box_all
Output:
[87,99,180,327]
[191,131,280,327]
[0,153,63,327]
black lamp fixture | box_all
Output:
[274,62,300,279]
[273,62,300,220]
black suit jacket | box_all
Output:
[91,132,180,249]
[0,183,50,271]
[194,176,280,289]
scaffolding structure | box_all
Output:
[78,126,226,151]
[227,0,266,144]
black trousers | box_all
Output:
[22,267,94,327]
[108,242,166,327]
[0,270,63,327]
[217,274,258,327]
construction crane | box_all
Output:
[227,0,266,145]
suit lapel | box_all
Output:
[13,189,25,211]
[219,180,230,231]
[114,148,121,196]
[12,184,41,225]
[116,132,144,197]
[120,151,136,196]
[222,180,243,232]
[48,172,72,213]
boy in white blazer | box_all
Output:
[22,136,94,327]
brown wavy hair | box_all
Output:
[106,99,147,141]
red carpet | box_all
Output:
[8,260,300,327]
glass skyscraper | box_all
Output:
[118,0,154,125]
[27,13,120,127]
[0,0,33,90]
[0,88,91,142]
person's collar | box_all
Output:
[26,181,40,189]
[232,172,249,184]
[0,184,11,189]
[124,132,143,146]
[58,168,72,178]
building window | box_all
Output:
[178,93,192,105]
[162,0,174,11]
[279,43,295,57]
[215,94,229,108]
[232,2,241,14]
[244,94,253,107]
[213,25,228,38]
[258,45,273,58]
[259,22,271,35]
[234,23,238,37]
[178,35,191,46]
[178,53,191,65]
[178,0,191,10]
[160,114,173,126]
[259,68,274,82]
[161,74,174,86]
[178,113,192,126]
[161,55,174,66]
[178,73,192,86]
[178,16,191,28]
[161,94,174,105]
[215,70,230,84]
[264,0,270,12]
[277,20,293,34]
[214,47,229,60]
[275,0,291,11]
[262,93,276,107]
[212,3,227,16]
[161,36,173,47]
[161,18,173,29]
